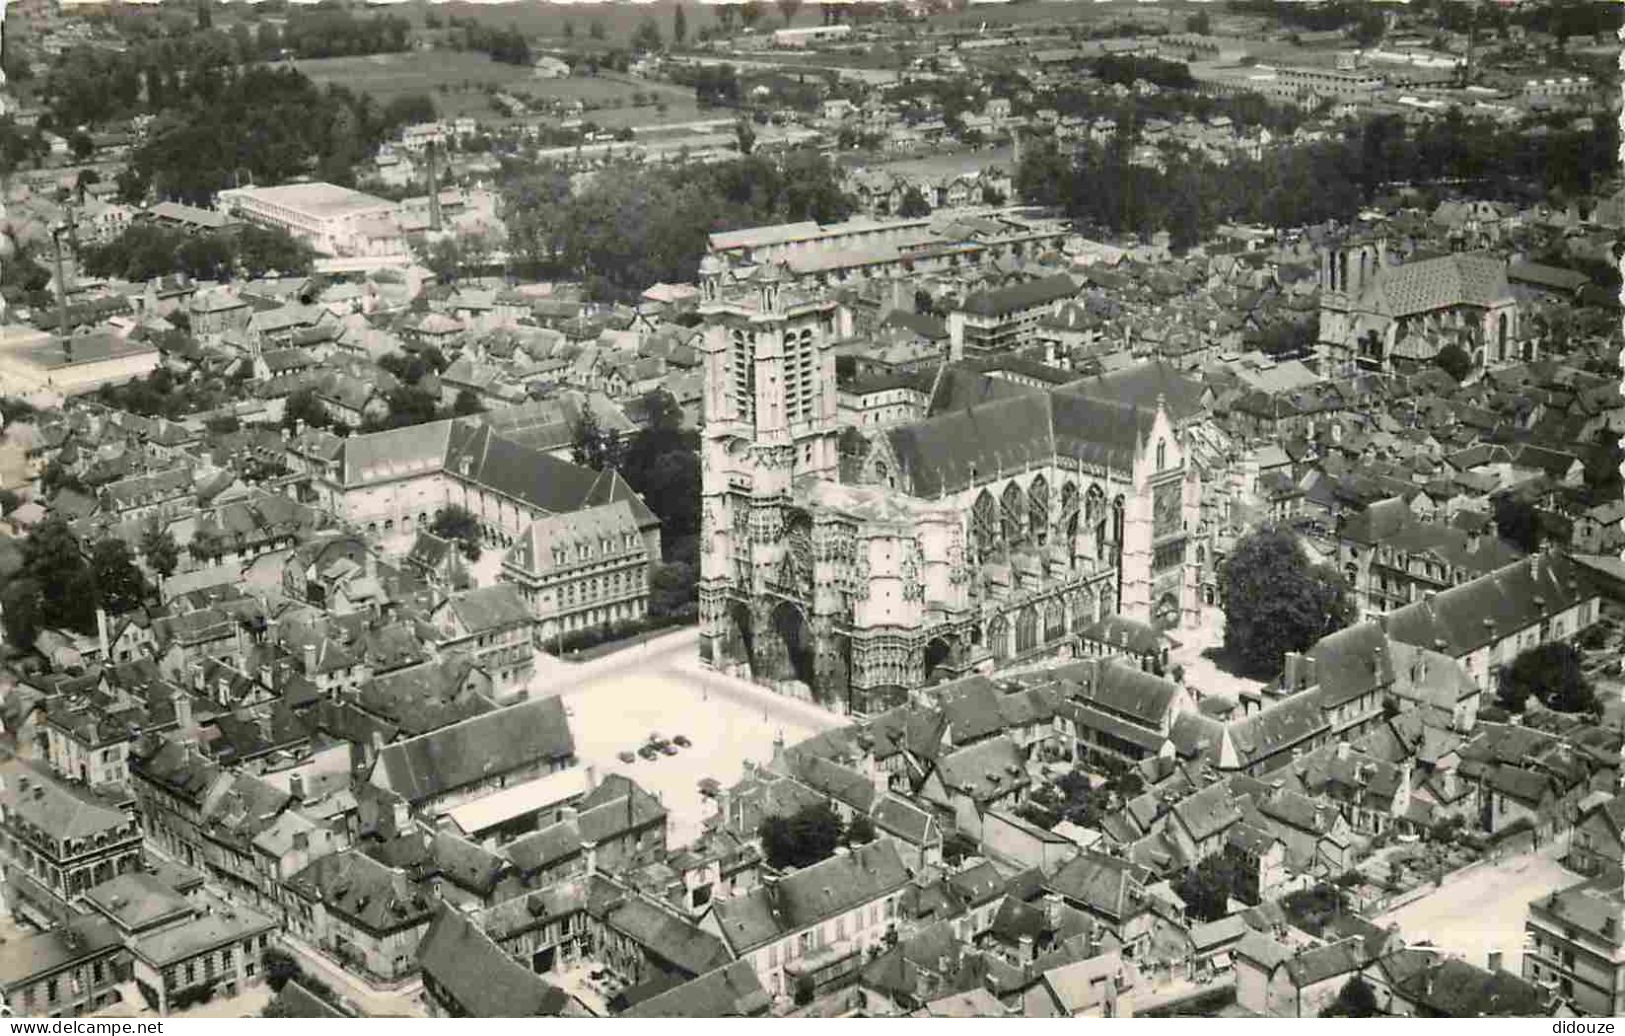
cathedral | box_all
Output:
[696,258,1203,717]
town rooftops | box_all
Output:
[959,273,1079,320]
[0,916,124,993]
[710,839,910,954]
[1382,550,1598,658]
[82,872,194,935]
[373,696,575,805]
[130,899,275,969]
[417,907,578,1017]
[0,759,132,843]
[621,960,770,1018]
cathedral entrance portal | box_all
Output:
[769,601,817,687]
[923,637,955,686]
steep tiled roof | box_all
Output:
[373,697,575,805]
[1371,252,1512,317]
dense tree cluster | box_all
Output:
[1,519,149,649]
[1092,54,1196,92]
[116,66,433,203]
[682,64,743,108]
[447,17,532,65]
[502,149,852,299]
[1018,110,1617,242]
[95,365,242,421]
[277,8,411,59]
[1496,641,1597,715]
[1173,852,1255,922]
[757,801,873,870]
[81,223,314,282]
[1217,525,1354,679]
[430,504,483,562]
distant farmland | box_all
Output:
[292,51,703,125]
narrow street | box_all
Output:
[277,931,426,1018]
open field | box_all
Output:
[293,52,702,125]
[1374,845,1587,975]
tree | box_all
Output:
[1185,10,1211,34]
[90,539,148,615]
[1498,641,1596,714]
[570,406,623,472]
[759,801,843,869]
[282,387,329,432]
[68,130,95,163]
[140,524,180,581]
[1320,976,1379,1018]
[734,118,756,156]
[845,813,876,846]
[1493,494,1542,554]
[897,186,931,218]
[776,0,804,26]
[1434,342,1473,382]
[0,577,43,649]
[589,19,606,40]
[430,504,483,562]
[1173,853,1250,922]
[673,3,688,44]
[631,17,662,54]
[1218,524,1354,678]
[739,0,766,29]
[451,388,485,416]
[12,518,97,638]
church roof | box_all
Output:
[1369,252,1513,318]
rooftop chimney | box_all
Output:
[289,772,305,801]
[303,643,318,676]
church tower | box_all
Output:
[697,259,843,671]
[1317,235,1386,371]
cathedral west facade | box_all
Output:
[697,258,1202,717]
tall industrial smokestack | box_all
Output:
[427,141,443,233]
[52,224,71,362]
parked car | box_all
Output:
[661,743,678,756]
[674,735,692,748]
[618,750,637,764]
[638,745,659,760]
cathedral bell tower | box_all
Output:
[696,258,843,674]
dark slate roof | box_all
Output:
[620,960,770,1018]
[417,907,575,1017]
[1225,691,1329,769]
[959,273,1079,319]
[1382,551,1598,658]
[374,696,575,804]
[1306,621,1393,709]
[710,840,910,954]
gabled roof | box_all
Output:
[373,696,575,805]
[710,840,910,954]
[417,907,576,1017]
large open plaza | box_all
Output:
[534,632,847,847]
